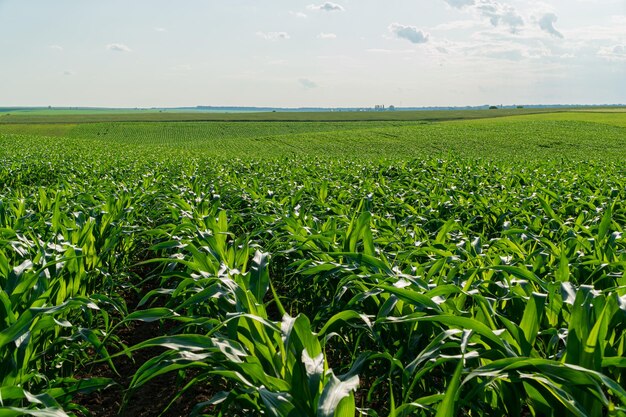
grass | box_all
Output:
[0,109,625,416]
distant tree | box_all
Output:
[517,105,524,109]
[489,105,498,110]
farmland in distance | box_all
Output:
[0,110,625,416]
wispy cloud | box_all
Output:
[63,70,74,76]
[565,18,626,43]
[289,11,307,18]
[317,32,337,39]
[598,44,626,61]
[49,44,63,51]
[256,31,290,40]
[106,43,132,52]
[443,0,475,8]
[441,29,568,63]
[389,23,429,44]
[299,78,318,89]
[307,2,345,12]
[431,19,484,31]
[366,48,417,54]
[538,13,563,38]
[154,27,166,32]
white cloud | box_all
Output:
[566,20,626,43]
[63,70,74,76]
[475,1,523,32]
[106,43,132,52]
[318,32,337,39]
[438,29,566,63]
[366,48,417,54]
[598,44,626,61]
[307,2,345,12]
[256,31,290,40]
[442,0,524,33]
[444,0,475,8]
[49,45,63,51]
[432,19,484,31]
[389,23,429,44]
[289,11,307,18]
[154,27,166,32]
[538,13,563,38]
[299,78,318,88]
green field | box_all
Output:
[0,107,576,123]
[1,110,625,417]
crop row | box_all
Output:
[0,129,624,416]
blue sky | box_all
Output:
[0,0,624,107]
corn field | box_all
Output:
[0,113,625,416]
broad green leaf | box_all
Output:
[250,251,270,303]
[436,359,463,417]
[317,374,359,417]
[520,292,547,347]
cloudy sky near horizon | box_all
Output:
[0,0,624,107]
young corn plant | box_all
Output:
[122,248,363,417]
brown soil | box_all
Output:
[73,277,219,417]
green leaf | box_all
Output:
[317,374,359,417]
[259,389,297,417]
[124,307,178,323]
[598,204,613,241]
[317,310,372,337]
[436,359,463,417]
[334,391,356,417]
[0,408,70,417]
[556,252,570,282]
[250,251,270,303]
[416,315,507,351]
[0,310,34,349]
[519,292,547,348]
[378,285,440,311]
[435,219,456,244]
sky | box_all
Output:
[0,0,625,108]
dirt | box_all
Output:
[73,276,220,417]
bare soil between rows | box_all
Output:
[73,279,218,417]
